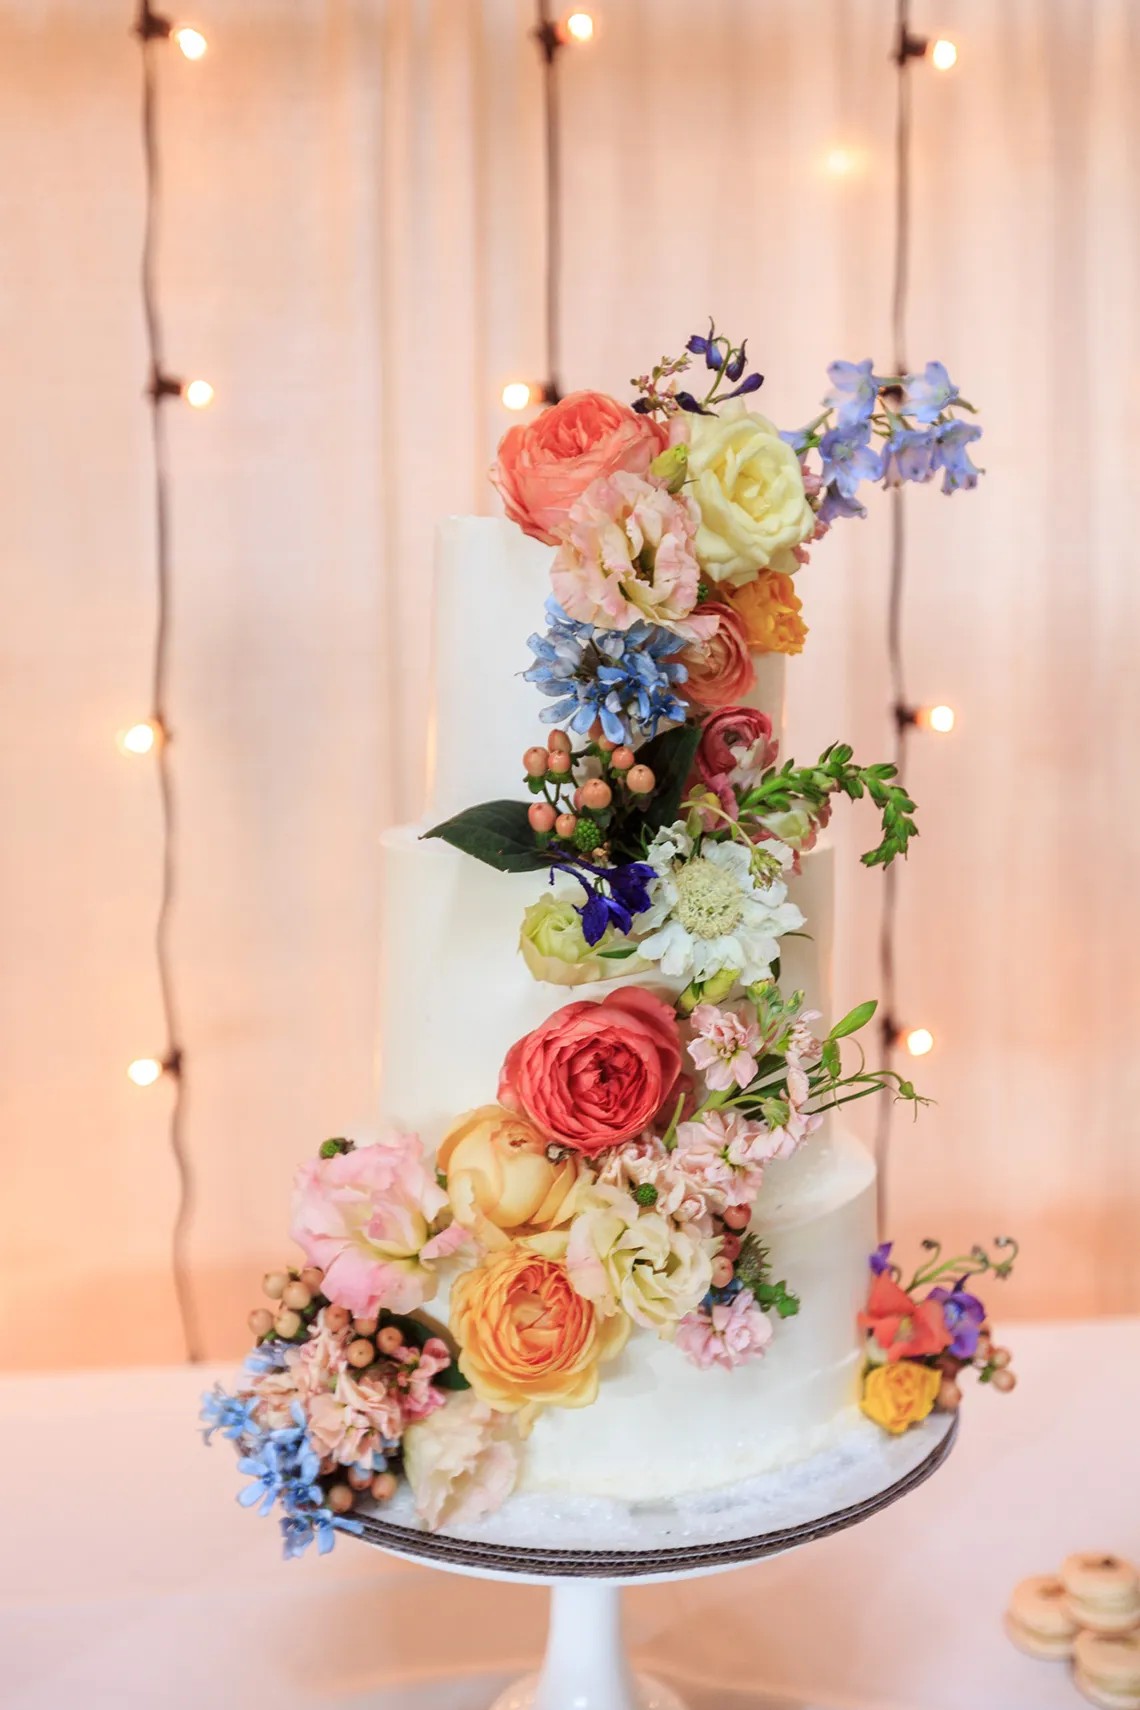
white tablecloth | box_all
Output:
[2,1319,1136,1710]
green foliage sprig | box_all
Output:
[733,742,918,868]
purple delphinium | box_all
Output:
[869,1241,895,1276]
[928,1285,986,1359]
[930,420,983,493]
[818,483,868,525]
[825,358,883,430]
[818,425,883,501]
[552,855,656,946]
[881,426,936,488]
[904,360,960,423]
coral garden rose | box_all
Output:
[550,471,717,640]
[290,1133,467,1319]
[498,986,683,1155]
[858,1271,952,1364]
[860,1360,942,1434]
[681,407,816,586]
[678,601,756,710]
[450,1245,629,1413]
[403,1390,522,1531]
[565,1184,713,1333]
[491,390,666,545]
[438,1103,584,1252]
[519,893,640,986]
[725,569,808,655]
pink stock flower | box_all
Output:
[765,1059,824,1159]
[306,1366,406,1467]
[676,1291,774,1370]
[290,1134,467,1319]
[396,1337,454,1423]
[688,1003,762,1092]
[673,1109,787,1210]
[550,471,718,640]
[596,1134,716,1233]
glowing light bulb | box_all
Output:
[823,145,864,179]
[184,379,215,409]
[128,1057,164,1087]
[931,38,958,71]
[502,381,535,412]
[903,1027,935,1058]
[117,720,159,756]
[915,703,956,734]
[563,11,595,42]
[174,25,207,60]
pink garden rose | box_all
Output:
[491,390,667,545]
[498,986,682,1156]
[550,471,718,640]
[676,1291,773,1370]
[290,1134,467,1319]
[679,601,757,709]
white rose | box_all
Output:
[565,1185,713,1334]
[685,407,815,586]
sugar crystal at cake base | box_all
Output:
[203,325,1014,1551]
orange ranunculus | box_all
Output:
[861,1361,942,1434]
[858,1271,952,1364]
[450,1245,628,1415]
[438,1105,584,1252]
[724,569,807,655]
[678,601,757,710]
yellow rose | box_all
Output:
[860,1360,942,1434]
[685,408,815,586]
[724,570,807,656]
[450,1245,629,1415]
[565,1184,712,1333]
[438,1104,584,1252]
[519,894,640,986]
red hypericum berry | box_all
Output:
[581,778,613,809]
[524,745,549,778]
[555,812,579,839]
[626,764,656,794]
[528,802,557,833]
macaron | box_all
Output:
[1062,1554,1140,1636]
[1004,1574,1082,1660]
[1073,1629,1140,1709]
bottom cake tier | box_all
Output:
[506,1128,876,1504]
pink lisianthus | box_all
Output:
[403,1391,522,1531]
[673,1109,787,1210]
[688,1003,762,1092]
[550,471,718,641]
[290,1134,468,1319]
[676,1292,774,1370]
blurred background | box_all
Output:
[3,0,1138,1372]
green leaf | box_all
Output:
[829,998,878,1040]
[598,945,639,960]
[424,800,551,873]
[628,723,701,840]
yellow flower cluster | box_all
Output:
[860,1360,942,1434]
[725,569,808,656]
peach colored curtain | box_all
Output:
[1,0,1137,1367]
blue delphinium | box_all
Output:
[818,425,883,500]
[930,419,982,493]
[905,360,960,423]
[824,358,883,429]
[525,599,687,745]
[880,426,936,487]
[551,854,656,946]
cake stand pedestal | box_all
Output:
[352,1413,957,1710]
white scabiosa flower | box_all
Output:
[636,823,804,987]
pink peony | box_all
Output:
[673,1109,787,1210]
[491,391,667,545]
[403,1391,522,1531]
[688,1003,762,1092]
[550,472,718,640]
[676,1292,774,1370]
[290,1133,466,1319]
[499,986,683,1156]
[679,602,757,710]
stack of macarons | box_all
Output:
[1006,1554,1140,1707]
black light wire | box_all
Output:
[136,0,202,1362]
[533,0,564,404]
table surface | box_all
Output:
[2,1318,1136,1710]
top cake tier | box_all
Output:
[425,516,787,824]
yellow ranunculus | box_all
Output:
[860,1360,942,1434]
[450,1245,629,1415]
[519,893,638,986]
[724,569,808,656]
[684,407,816,586]
[438,1105,584,1252]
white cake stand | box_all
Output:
[350,1411,957,1710]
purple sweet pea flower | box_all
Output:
[928,1285,986,1358]
[904,360,959,424]
[869,1241,894,1275]
[825,358,882,429]
[819,425,883,500]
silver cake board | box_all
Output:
[349,1412,957,1709]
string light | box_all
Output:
[931,38,958,71]
[896,702,957,734]
[559,10,595,43]
[902,1026,935,1058]
[502,380,558,411]
[519,0,571,410]
[134,0,202,1363]
[824,145,866,179]
[173,25,207,59]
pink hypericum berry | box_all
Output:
[626,764,655,794]
[347,1337,375,1368]
[719,1234,742,1264]
[327,1483,355,1514]
[282,1279,312,1311]
[324,1304,351,1332]
[299,1266,324,1292]
[711,1256,735,1290]
[992,1369,1017,1393]
[371,1472,398,1501]
[376,1325,403,1356]
[548,749,573,776]
[524,746,549,778]
[937,1376,962,1411]
[548,729,572,755]
[275,1308,302,1339]
[248,1307,275,1339]
[529,802,557,832]
[262,1271,288,1300]
[581,778,613,809]
[611,746,635,770]
[555,812,579,838]
[722,1204,751,1232]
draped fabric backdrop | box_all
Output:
[2,0,1137,1368]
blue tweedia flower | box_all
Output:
[552,856,656,946]
[819,425,883,500]
[904,360,959,424]
[242,1339,291,1377]
[930,419,983,493]
[880,426,936,488]
[824,358,883,430]
[525,599,687,746]
[237,1438,292,1515]
[200,1385,258,1445]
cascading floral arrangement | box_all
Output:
[205,326,1012,1556]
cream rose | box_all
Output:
[519,894,643,987]
[565,1184,713,1334]
[438,1104,584,1252]
[683,407,815,586]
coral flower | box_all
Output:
[858,1272,952,1364]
